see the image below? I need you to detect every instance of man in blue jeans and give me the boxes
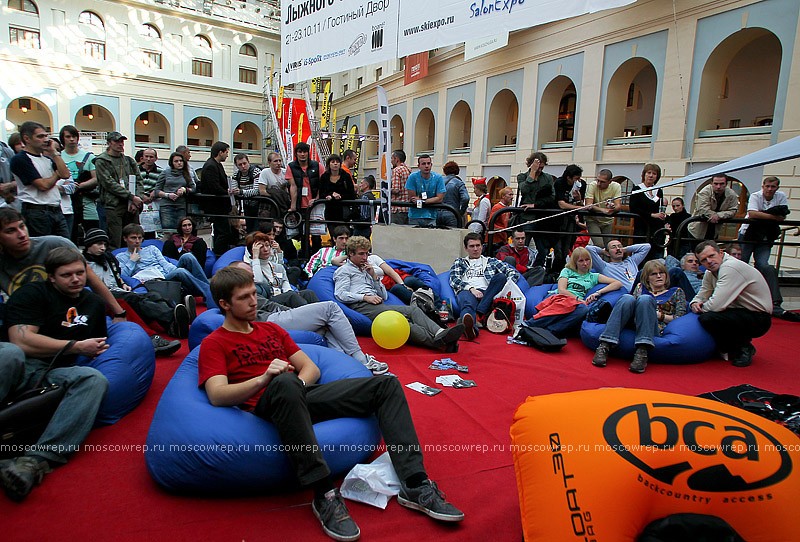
[1,247,109,501]
[116,223,217,309]
[449,232,518,339]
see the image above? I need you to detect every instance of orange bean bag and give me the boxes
[511,388,800,541]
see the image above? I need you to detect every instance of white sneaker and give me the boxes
[364,354,389,375]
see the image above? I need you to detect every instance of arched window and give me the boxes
[448,101,472,154]
[79,11,105,60]
[414,108,435,156]
[9,0,38,13]
[696,29,781,136]
[193,35,213,77]
[78,11,104,28]
[194,35,212,52]
[240,43,257,57]
[487,89,518,151]
[139,23,161,39]
[602,58,657,144]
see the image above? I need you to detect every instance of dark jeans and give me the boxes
[105,201,138,251]
[0,343,108,465]
[115,290,175,329]
[22,204,69,238]
[389,276,439,305]
[533,232,558,268]
[455,274,507,319]
[253,373,425,486]
[698,308,772,355]
[272,289,318,308]
[211,216,236,256]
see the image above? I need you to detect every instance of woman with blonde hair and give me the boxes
[522,247,622,336]
[592,259,687,373]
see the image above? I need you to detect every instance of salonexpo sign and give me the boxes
[281,0,635,85]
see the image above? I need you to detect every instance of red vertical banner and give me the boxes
[272,97,312,156]
[404,53,429,85]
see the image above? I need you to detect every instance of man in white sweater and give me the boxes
[691,241,772,367]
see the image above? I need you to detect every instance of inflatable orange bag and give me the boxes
[510,388,800,541]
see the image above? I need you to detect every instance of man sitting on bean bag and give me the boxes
[1,247,109,502]
[334,236,463,352]
[199,267,464,541]
[229,261,388,375]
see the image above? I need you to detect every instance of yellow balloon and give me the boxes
[371,310,410,350]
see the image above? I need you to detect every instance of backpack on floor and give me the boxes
[514,325,567,352]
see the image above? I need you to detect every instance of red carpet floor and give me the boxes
[5,317,800,542]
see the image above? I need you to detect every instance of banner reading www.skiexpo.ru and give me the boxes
[281,0,635,85]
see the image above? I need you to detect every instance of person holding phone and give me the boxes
[9,121,71,238]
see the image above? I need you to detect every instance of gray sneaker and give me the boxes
[629,346,648,373]
[151,335,181,357]
[363,354,389,375]
[592,342,611,367]
[1,456,50,502]
[398,479,464,522]
[312,488,361,541]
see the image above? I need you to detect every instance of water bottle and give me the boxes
[438,300,449,321]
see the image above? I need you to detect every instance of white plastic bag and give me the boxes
[340,452,400,509]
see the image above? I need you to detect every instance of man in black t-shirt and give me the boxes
[553,164,586,273]
[0,247,109,502]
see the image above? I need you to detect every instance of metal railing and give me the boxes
[671,215,800,275]
[485,206,656,255]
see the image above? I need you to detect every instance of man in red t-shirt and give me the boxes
[199,267,464,541]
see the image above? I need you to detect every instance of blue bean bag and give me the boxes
[580,310,715,364]
[144,344,381,492]
[188,308,328,351]
[524,283,626,318]
[203,250,216,278]
[77,321,155,425]
[307,265,405,336]
[437,269,531,318]
[383,259,442,299]
[211,246,247,275]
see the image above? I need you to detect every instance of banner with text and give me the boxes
[281,0,634,84]
[282,0,400,85]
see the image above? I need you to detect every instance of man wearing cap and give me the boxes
[9,121,71,238]
[94,132,144,250]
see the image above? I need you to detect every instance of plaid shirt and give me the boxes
[391,163,411,214]
[449,255,517,294]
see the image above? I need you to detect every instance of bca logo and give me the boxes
[602,402,792,492]
[372,28,383,50]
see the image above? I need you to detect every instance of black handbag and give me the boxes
[0,341,75,458]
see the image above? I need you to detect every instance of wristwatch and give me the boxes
[298,377,306,387]
[114,310,127,318]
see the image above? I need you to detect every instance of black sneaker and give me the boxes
[398,479,464,522]
[184,295,197,322]
[171,304,190,339]
[151,335,181,357]
[1,456,50,502]
[434,324,465,350]
[312,489,361,541]
[732,344,756,367]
